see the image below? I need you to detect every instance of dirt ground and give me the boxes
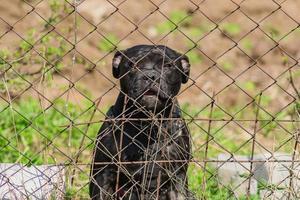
[0,0,299,104]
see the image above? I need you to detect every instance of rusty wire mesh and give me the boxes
[0,0,300,199]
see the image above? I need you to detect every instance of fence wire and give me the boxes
[0,0,299,199]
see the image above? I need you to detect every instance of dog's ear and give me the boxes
[180,55,190,84]
[112,51,123,78]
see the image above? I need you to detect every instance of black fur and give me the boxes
[89,45,193,200]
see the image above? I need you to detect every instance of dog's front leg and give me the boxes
[167,190,186,200]
[90,168,116,200]
[166,179,188,200]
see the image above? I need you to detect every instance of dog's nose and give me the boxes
[143,73,156,81]
[150,75,155,81]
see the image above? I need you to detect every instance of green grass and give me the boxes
[188,164,234,199]
[98,33,119,52]
[156,10,191,34]
[0,27,71,94]
[188,164,261,199]
[220,60,234,72]
[221,23,241,37]
[241,38,254,54]
[186,50,203,64]
[266,25,281,40]
[0,98,102,199]
[0,97,298,199]
[242,81,256,92]
[0,98,101,164]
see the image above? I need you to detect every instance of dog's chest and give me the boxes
[120,120,184,158]
[116,119,188,190]
[125,121,162,144]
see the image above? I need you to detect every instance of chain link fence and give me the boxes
[0,0,299,199]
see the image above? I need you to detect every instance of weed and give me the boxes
[186,50,203,64]
[0,0,74,96]
[189,27,206,38]
[47,0,72,26]
[259,95,271,107]
[267,25,280,40]
[188,164,233,199]
[0,97,296,198]
[156,10,191,34]
[242,81,256,92]
[18,28,36,55]
[98,33,119,52]
[0,49,10,66]
[241,38,254,54]
[169,10,191,25]
[0,97,101,198]
[221,23,241,37]
[220,60,234,72]
[281,55,289,65]
[0,98,99,164]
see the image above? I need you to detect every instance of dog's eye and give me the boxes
[127,62,136,69]
[164,64,173,68]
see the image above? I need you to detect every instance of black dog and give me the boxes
[90,45,193,200]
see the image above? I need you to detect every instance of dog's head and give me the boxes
[112,45,190,112]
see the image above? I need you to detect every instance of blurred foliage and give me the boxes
[242,81,256,92]
[156,10,191,34]
[241,38,254,54]
[186,50,203,64]
[221,23,241,37]
[220,60,234,72]
[266,25,281,40]
[0,98,99,164]
[98,33,119,52]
